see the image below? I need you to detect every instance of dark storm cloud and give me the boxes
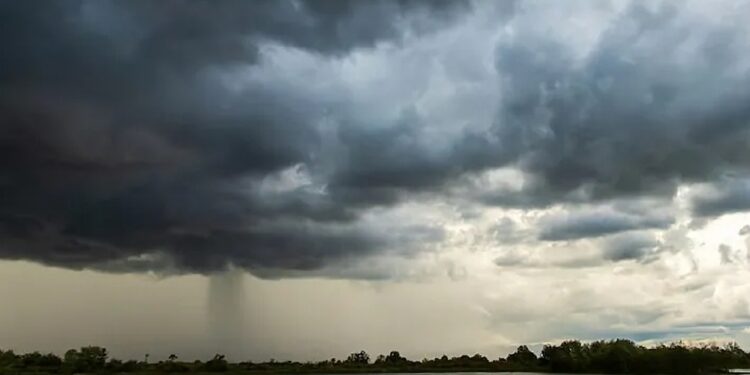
[0,0,464,275]
[326,116,499,206]
[0,214,440,274]
[3,0,750,277]
[538,209,673,242]
[690,178,750,217]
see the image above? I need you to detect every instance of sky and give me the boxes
[2,0,750,362]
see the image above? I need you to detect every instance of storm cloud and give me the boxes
[2,0,750,277]
[0,0,465,275]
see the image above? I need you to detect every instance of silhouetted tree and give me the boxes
[203,354,229,372]
[386,350,407,364]
[507,345,538,367]
[63,346,107,373]
[12,351,62,372]
[2,339,750,374]
[346,350,370,365]
[541,340,590,372]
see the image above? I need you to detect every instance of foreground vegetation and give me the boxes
[2,339,750,374]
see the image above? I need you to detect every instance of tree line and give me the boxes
[2,339,749,374]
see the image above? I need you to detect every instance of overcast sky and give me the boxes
[2,0,750,362]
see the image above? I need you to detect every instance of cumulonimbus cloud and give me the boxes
[0,0,466,275]
[2,0,750,277]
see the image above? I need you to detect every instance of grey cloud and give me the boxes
[493,252,529,268]
[491,217,529,245]
[690,178,750,217]
[478,181,587,209]
[538,208,673,242]
[494,231,661,269]
[353,1,750,212]
[742,226,750,264]
[484,2,750,206]
[493,252,612,270]
[718,244,737,265]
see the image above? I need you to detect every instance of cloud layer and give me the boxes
[1,0,750,277]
